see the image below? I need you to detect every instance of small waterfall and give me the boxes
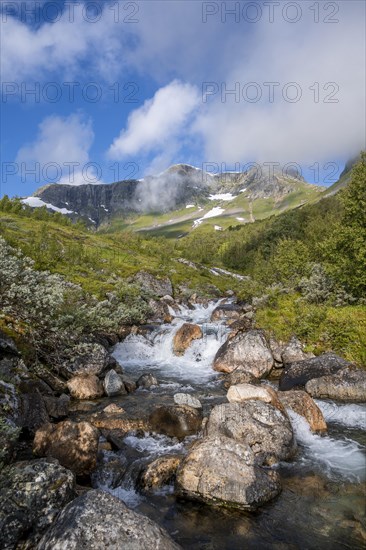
[112,300,229,386]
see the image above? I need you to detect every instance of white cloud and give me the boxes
[16,113,99,185]
[0,2,125,82]
[108,80,200,161]
[193,2,366,165]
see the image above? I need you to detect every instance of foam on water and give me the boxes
[288,410,366,482]
[113,301,228,384]
[123,433,186,457]
[315,400,366,430]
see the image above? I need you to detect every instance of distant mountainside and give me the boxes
[24,163,325,232]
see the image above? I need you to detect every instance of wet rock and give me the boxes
[281,336,313,364]
[139,455,181,490]
[174,393,202,409]
[213,330,274,379]
[176,434,281,511]
[149,405,202,439]
[173,323,203,356]
[278,390,327,432]
[133,271,173,298]
[33,420,99,476]
[148,299,172,323]
[67,374,104,400]
[91,455,128,489]
[279,353,351,391]
[90,414,148,433]
[0,458,75,550]
[226,383,285,413]
[37,490,181,550]
[103,403,125,414]
[61,343,109,379]
[122,375,137,393]
[103,369,126,397]
[305,367,366,402]
[210,304,242,322]
[136,373,159,388]
[43,393,70,419]
[206,401,296,465]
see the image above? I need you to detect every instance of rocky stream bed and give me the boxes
[1,297,365,549]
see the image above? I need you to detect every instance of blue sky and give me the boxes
[1,0,365,197]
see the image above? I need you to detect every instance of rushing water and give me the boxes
[92,301,366,549]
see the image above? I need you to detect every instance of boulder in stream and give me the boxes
[206,401,296,465]
[61,343,109,379]
[213,330,274,379]
[0,458,75,550]
[176,434,281,511]
[67,374,104,400]
[173,323,203,356]
[279,352,351,391]
[139,455,182,490]
[33,420,99,476]
[149,404,202,439]
[37,489,181,550]
[136,373,159,388]
[103,369,126,397]
[278,390,327,433]
[226,383,285,413]
[305,367,366,402]
[174,393,202,409]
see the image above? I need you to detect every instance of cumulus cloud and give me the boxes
[193,2,366,166]
[4,0,366,181]
[108,80,200,162]
[16,113,99,185]
[0,2,126,82]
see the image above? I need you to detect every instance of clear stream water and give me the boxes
[84,301,366,549]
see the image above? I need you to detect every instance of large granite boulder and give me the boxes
[206,401,296,465]
[103,369,126,397]
[305,368,366,402]
[173,323,203,355]
[133,271,173,298]
[278,390,327,433]
[174,393,202,409]
[279,353,351,391]
[61,343,109,379]
[226,383,285,413]
[176,434,281,510]
[281,337,313,364]
[210,303,242,322]
[33,420,99,476]
[0,458,75,550]
[139,455,182,490]
[37,490,181,549]
[149,405,202,439]
[136,373,158,389]
[213,330,274,379]
[67,374,104,400]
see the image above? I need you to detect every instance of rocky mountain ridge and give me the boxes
[24,164,324,228]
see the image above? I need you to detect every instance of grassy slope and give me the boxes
[0,211,239,298]
[99,181,324,238]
